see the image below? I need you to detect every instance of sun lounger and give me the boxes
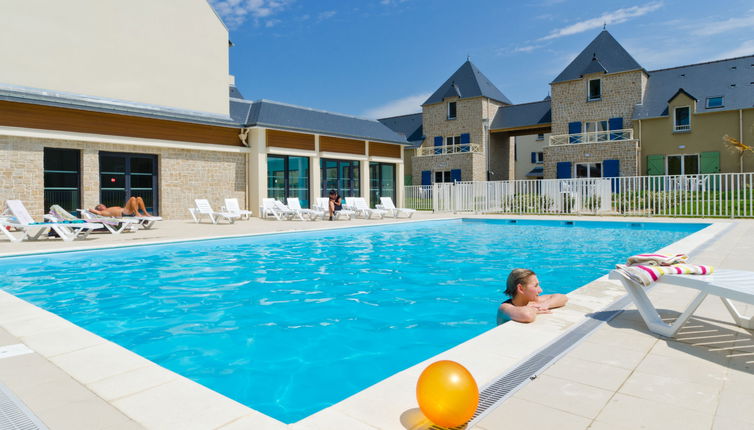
[351,197,386,219]
[315,197,354,220]
[609,269,754,337]
[222,198,252,220]
[189,199,238,224]
[69,207,139,234]
[2,200,103,242]
[259,198,296,220]
[123,214,162,229]
[378,197,415,218]
[286,198,318,221]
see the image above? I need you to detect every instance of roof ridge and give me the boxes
[378,112,422,120]
[648,53,754,73]
[254,99,380,123]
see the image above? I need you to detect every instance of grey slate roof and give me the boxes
[490,99,551,131]
[378,113,424,149]
[231,99,410,145]
[229,85,244,99]
[423,60,512,106]
[552,30,643,83]
[633,55,754,119]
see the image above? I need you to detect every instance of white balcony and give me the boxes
[549,128,634,146]
[416,143,482,157]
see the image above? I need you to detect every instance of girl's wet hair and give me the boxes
[505,268,535,297]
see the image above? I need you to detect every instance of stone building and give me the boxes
[384,30,754,184]
[0,0,408,218]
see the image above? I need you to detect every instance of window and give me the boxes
[588,78,601,101]
[531,152,544,164]
[706,96,724,109]
[583,120,609,141]
[44,148,81,214]
[321,159,360,197]
[674,106,691,131]
[100,152,158,215]
[447,102,457,120]
[575,162,602,178]
[268,155,310,208]
[445,135,460,152]
[435,171,452,183]
[369,162,395,208]
[666,154,699,175]
[536,133,544,141]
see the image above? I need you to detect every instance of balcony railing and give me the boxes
[417,143,482,157]
[549,128,634,146]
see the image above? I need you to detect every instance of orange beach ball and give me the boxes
[416,360,479,428]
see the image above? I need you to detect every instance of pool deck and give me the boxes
[0,213,751,430]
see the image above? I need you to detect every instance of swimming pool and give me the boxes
[0,219,707,423]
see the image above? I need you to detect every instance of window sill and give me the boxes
[587,97,602,102]
[672,129,692,134]
[446,117,457,121]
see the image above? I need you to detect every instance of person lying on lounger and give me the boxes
[497,268,568,324]
[90,196,151,217]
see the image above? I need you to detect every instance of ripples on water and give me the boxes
[0,220,705,422]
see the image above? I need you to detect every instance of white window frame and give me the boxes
[705,96,724,109]
[575,162,602,178]
[535,152,544,164]
[536,133,544,141]
[665,153,699,175]
[587,78,602,101]
[583,120,609,141]
[434,170,453,183]
[447,102,457,120]
[673,106,691,132]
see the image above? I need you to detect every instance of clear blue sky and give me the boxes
[209,0,754,119]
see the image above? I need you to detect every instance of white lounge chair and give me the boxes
[53,206,139,234]
[286,198,318,221]
[259,198,295,220]
[223,198,252,220]
[351,197,386,219]
[122,214,162,229]
[2,200,103,242]
[315,197,354,220]
[609,269,754,337]
[378,197,415,218]
[189,199,238,224]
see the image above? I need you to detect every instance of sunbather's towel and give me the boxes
[616,263,714,287]
[626,253,688,266]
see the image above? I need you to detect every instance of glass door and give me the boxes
[321,159,360,197]
[267,155,310,207]
[369,162,396,208]
[99,152,158,214]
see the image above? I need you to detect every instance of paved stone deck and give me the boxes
[0,213,750,429]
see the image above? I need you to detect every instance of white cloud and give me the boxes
[714,39,754,60]
[318,10,337,21]
[380,0,410,5]
[692,12,754,37]
[540,2,663,41]
[209,0,290,29]
[362,93,430,119]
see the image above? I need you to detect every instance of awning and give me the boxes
[526,166,544,177]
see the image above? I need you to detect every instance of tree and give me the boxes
[723,134,753,173]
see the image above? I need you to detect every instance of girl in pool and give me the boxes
[497,268,568,324]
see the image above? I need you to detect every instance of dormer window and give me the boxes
[588,78,601,101]
[447,102,457,120]
[706,96,724,108]
[674,106,691,132]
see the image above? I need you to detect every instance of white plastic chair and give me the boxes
[76,208,140,234]
[260,198,295,220]
[609,269,754,337]
[287,198,318,221]
[351,197,386,219]
[223,198,252,220]
[189,199,238,224]
[2,200,103,242]
[378,197,415,218]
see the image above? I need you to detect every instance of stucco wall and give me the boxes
[550,70,646,135]
[515,133,549,179]
[0,0,230,116]
[639,100,754,174]
[0,135,245,219]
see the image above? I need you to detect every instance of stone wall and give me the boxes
[550,70,646,135]
[411,152,486,183]
[0,135,246,219]
[543,141,639,179]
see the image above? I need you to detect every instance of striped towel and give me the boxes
[616,262,714,287]
[626,253,688,266]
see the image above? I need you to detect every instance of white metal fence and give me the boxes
[404,172,754,218]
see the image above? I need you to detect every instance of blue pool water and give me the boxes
[0,219,707,422]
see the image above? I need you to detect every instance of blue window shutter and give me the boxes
[531,152,537,163]
[450,169,462,182]
[421,170,431,185]
[608,117,623,140]
[434,136,443,154]
[460,133,471,152]
[568,122,581,143]
[603,159,620,192]
[556,162,572,179]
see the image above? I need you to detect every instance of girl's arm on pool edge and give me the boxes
[497,302,543,324]
[536,293,568,310]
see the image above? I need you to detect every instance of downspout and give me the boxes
[239,127,251,212]
[740,109,744,173]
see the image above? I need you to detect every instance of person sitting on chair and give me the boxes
[328,190,342,221]
[90,196,151,218]
[497,268,568,324]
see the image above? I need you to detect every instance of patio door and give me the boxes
[99,152,158,214]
